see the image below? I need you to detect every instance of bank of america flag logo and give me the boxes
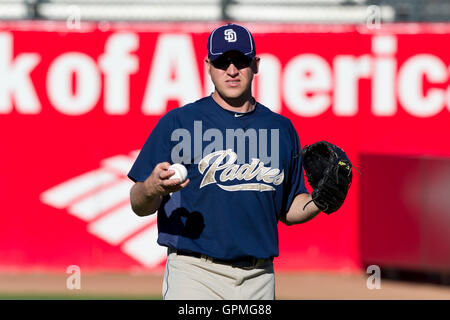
[40,151,166,268]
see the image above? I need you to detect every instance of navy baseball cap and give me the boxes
[207,23,256,61]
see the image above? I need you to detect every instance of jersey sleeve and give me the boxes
[127,113,176,183]
[282,122,309,215]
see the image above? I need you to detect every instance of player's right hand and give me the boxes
[143,162,190,197]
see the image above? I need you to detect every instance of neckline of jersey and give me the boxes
[208,94,260,119]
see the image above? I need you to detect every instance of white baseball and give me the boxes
[168,163,188,183]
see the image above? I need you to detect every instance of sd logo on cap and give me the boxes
[207,23,256,61]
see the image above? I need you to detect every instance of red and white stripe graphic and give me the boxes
[40,151,167,268]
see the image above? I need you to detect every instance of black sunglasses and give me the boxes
[211,55,253,70]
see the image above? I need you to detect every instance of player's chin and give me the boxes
[219,87,246,100]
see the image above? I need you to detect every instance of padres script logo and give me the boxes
[198,149,284,192]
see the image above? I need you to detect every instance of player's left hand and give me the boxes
[300,141,357,214]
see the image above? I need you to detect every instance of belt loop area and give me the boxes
[169,248,181,258]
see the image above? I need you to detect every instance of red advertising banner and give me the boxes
[1,22,449,272]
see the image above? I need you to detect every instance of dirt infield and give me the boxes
[1,271,449,299]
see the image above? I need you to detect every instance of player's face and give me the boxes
[207,51,259,102]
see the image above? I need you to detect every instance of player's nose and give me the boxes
[226,63,239,76]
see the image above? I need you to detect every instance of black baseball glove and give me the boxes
[301,141,356,214]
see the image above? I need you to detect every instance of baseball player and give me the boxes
[128,23,348,300]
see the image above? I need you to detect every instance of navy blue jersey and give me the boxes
[128,95,308,260]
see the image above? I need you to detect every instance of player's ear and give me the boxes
[205,58,212,76]
[251,57,260,74]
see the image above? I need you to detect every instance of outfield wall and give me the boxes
[1,22,449,272]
